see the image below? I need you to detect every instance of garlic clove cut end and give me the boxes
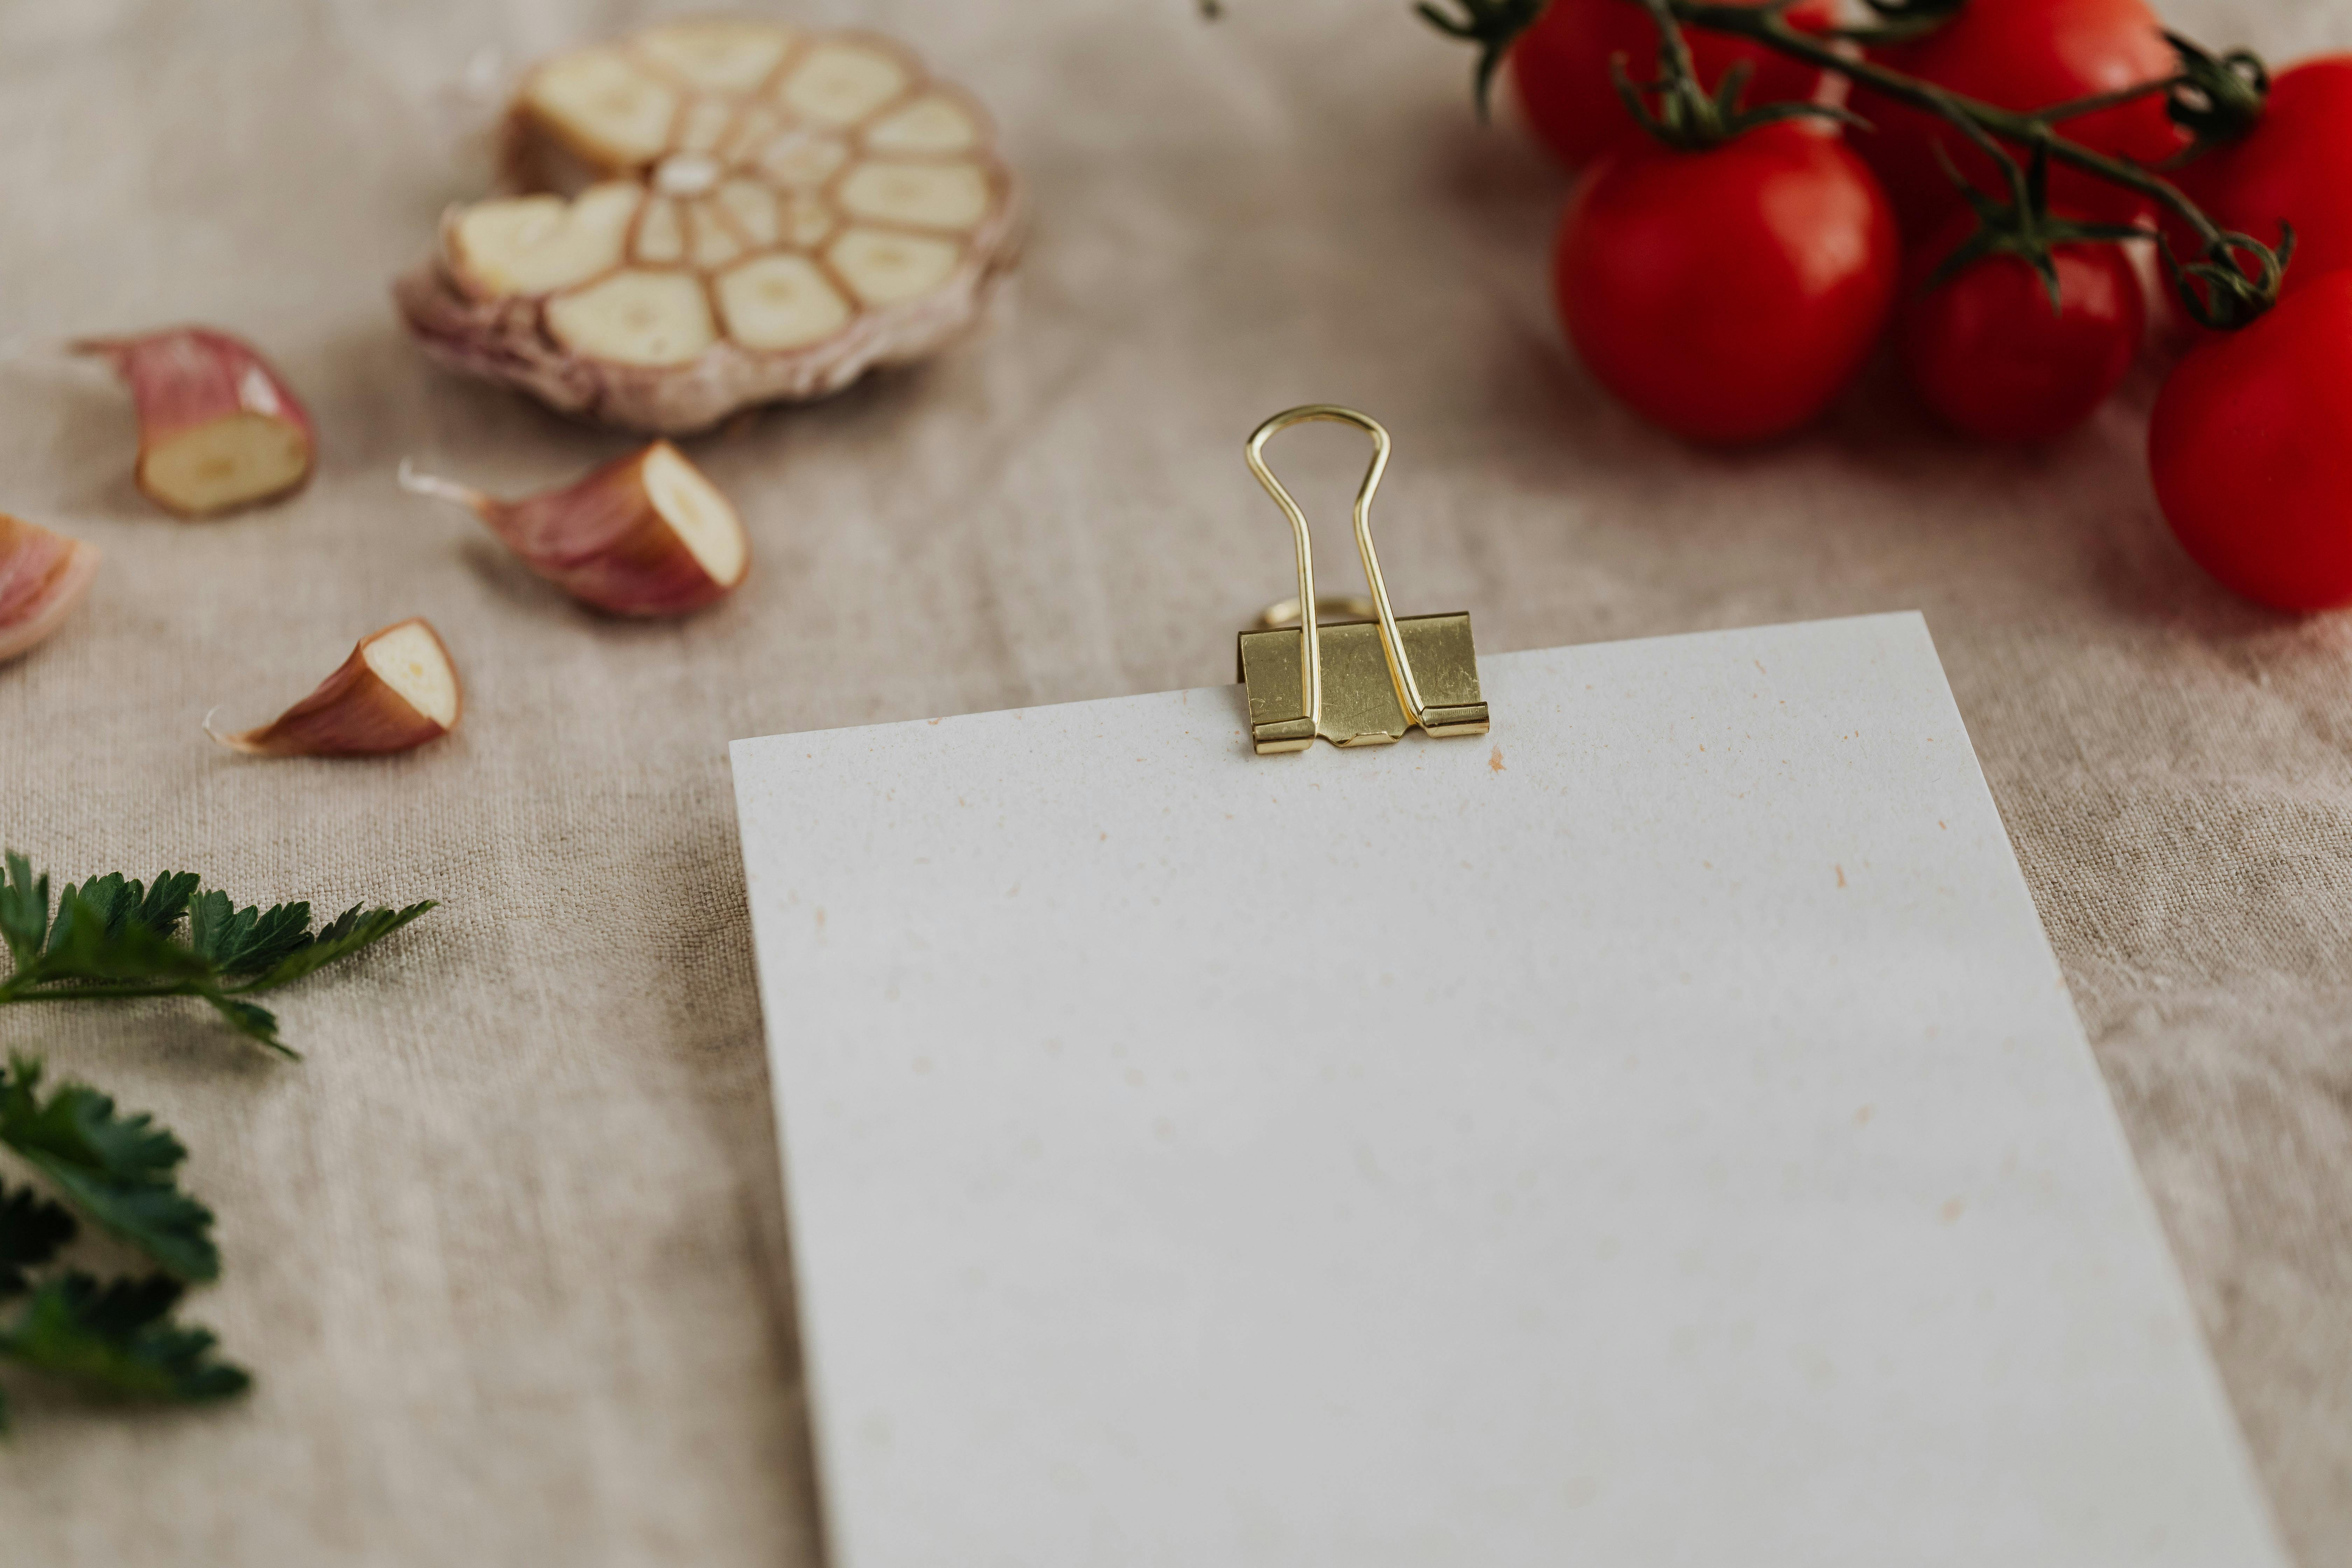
[360,619,463,729]
[640,441,749,589]
[139,410,314,518]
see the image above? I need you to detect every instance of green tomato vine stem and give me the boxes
[2028,74,2186,125]
[1667,0,2224,250]
[1414,0,2292,322]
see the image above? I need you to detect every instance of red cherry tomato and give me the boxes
[1895,216,2144,442]
[1853,0,2184,237]
[1555,125,1899,444]
[2149,269,2352,610]
[1508,0,1837,168]
[2176,55,2352,295]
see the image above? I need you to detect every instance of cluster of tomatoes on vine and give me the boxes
[1424,0,2352,613]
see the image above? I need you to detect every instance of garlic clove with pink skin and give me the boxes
[75,328,316,518]
[209,618,461,757]
[0,513,101,663]
[398,440,749,617]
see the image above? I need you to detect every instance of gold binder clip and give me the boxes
[1236,405,1490,754]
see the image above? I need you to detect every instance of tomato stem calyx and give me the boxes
[1928,139,2150,313]
[2163,225,2296,330]
[1417,0,1553,120]
[1613,0,1864,148]
[2160,32,2270,155]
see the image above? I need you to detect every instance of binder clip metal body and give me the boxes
[1235,406,1490,754]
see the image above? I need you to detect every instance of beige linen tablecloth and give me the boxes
[1,0,2346,1562]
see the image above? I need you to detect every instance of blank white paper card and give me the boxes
[730,612,2285,1568]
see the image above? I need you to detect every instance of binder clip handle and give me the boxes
[1236,406,1489,754]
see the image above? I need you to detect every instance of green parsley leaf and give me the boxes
[0,855,436,1055]
[0,1182,76,1298]
[0,1060,247,1431]
[201,997,285,1053]
[0,1272,248,1425]
[34,887,215,988]
[190,891,313,976]
[51,872,200,947]
[0,1058,218,1282]
[247,902,436,991]
[0,855,52,969]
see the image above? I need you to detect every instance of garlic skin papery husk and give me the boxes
[399,441,749,616]
[0,514,101,663]
[210,619,461,757]
[75,328,316,517]
[393,18,1022,433]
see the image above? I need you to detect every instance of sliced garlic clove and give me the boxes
[863,94,981,155]
[211,618,460,757]
[0,513,100,663]
[75,328,316,518]
[545,270,717,366]
[716,254,852,350]
[519,46,678,170]
[635,18,797,94]
[448,182,641,298]
[719,105,782,166]
[632,196,687,264]
[672,97,736,156]
[754,130,851,189]
[777,41,909,126]
[835,161,992,231]
[713,178,782,246]
[781,194,838,250]
[687,203,746,269]
[827,228,963,307]
[399,441,748,617]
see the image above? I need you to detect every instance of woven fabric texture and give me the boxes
[0,0,2346,1562]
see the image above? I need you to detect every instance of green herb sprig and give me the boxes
[1,853,434,1058]
[0,1057,245,1429]
[0,853,436,1428]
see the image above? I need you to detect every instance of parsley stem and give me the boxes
[0,983,208,1004]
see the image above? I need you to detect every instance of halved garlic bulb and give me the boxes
[210,619,461,757]
[398,441,749,617]
[75,328,315,517]
[0,514,100,663]
[395,18,1021,432]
